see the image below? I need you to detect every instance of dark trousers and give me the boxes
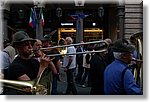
[90,86,104,95]
[51,75,58,95]
[75,64,84,83]
[65,68,77,95]
[90,84,104,95]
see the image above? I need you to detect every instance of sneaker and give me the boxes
[81,84,86,88]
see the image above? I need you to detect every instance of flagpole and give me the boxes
[35,6,44,39]
[76,11,83,43]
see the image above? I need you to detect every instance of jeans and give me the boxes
[80,68,90,85]
[75,64,84,83]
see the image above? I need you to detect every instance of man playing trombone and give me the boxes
[3,31,52,95]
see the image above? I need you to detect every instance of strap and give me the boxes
[121,67,128,94]
[3,50,9,55]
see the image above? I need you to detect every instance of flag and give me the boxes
[69,15,79,20]
[40,9,44,27]
[69,13,90,20]
[79,14,89,19]
[29,8,36,29]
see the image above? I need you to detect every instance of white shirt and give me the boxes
[83,52,91,68]
[62,46,76,69]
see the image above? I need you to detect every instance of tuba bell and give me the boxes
[0,79,47,95]
[130,31,143,90]
[0,74,48,95]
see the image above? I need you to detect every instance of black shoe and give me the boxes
[87,84,91,87]
[75,80,80,84]
[64,91,72,95]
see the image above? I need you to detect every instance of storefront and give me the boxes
[58,28,103,43]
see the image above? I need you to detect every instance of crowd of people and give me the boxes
[0,30,143,95]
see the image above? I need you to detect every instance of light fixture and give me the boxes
[18,9,24,19]
[92,23,96,26]
[98,7,104,18]
[74,0,85,6]
[56,7,62,17]
[61,23,73,26]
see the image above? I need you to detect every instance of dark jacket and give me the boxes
[90,53,107,94]
[76,46,84,65]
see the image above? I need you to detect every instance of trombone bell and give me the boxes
[58,38,67,55]
[59,47,67,55]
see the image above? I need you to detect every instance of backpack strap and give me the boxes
[3,50,9,55]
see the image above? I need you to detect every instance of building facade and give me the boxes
[1,0,143,44]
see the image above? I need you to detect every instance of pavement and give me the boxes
[57,67,91,95]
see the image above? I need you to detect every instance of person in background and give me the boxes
[0,50,10,81]
[1,45,16,80]
[75,41,84,84]
[1,39,16,70]
[0,39,16,94]
[41,35,60,95]
[3,45,16,63]
[32,38,56,95]
[49,47,61,95]
[80,44,93,88]
[62,37,77,95]
[41,36,58,75]
[104,39,142,95]
[3,39,11,49]
[104,38,115,65]
[32,39,43,60]
[41,34,52,48]
[89,42,108,95]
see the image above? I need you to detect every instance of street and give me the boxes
[57,67,91,95]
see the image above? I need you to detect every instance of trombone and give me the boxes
[39,40,108,56]
[40,40,105,50]
[46,49,108,57]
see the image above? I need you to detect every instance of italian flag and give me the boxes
[29,8,36,29]
[41,10,44,27]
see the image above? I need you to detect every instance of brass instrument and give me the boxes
[40,39,108,56]
[132,58,143,62]
[46,49,108,57]
[0,78,47,95]
[58,38,67,55]
[1,40,108,95]
[40,40,105,50]
[130,31,143,89]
